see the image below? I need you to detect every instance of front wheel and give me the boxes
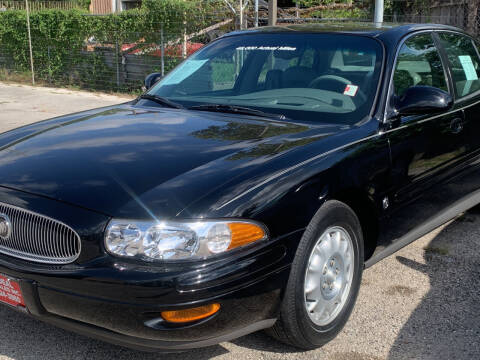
[267,200,364,349]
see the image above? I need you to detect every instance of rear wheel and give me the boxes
[267,200,364,349]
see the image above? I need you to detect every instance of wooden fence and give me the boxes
[430,0,479,36]
[387,0,479,36]
[89,0,111,14]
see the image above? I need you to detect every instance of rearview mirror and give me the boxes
[144,72,163,91]
[394,86,453,117]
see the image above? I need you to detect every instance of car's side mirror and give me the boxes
[394,85,453,117]
[144,72,163,91]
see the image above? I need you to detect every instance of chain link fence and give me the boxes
[0,0,479,94]
[274,0,479,37]
[274,0,370,23]
[386,0,479,35]
[0,1,234,92]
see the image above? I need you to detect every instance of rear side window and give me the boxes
[393,33,448,97]
[438,32,480,97]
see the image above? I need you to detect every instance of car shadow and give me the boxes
[388,210,480,360]
[0,304,302,359]
[230,331,303,354]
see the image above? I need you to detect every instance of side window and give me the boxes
[393,33,448,97]
[438,32,480,97]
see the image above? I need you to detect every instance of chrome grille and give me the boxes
[0,202,81,264]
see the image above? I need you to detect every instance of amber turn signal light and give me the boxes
[227,222,266,250]
[161,303,221,323]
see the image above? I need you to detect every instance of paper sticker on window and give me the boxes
[459,55,478,81]
[162,59,208,85]
[343,84,358,96]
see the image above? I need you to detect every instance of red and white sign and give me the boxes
[0,274,25,307]
[343,84,359,97]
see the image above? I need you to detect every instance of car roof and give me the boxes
[222,22,466,40]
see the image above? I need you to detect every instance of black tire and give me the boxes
[266,200,364,350]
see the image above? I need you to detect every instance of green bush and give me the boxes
[0,0,227,91]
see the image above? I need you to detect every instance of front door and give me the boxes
[378,31,467,246]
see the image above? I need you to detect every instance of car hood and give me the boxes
[0,104,344,218]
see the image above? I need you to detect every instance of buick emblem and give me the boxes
[0,213,11,239]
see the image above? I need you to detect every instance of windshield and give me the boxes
[147,33,383,124]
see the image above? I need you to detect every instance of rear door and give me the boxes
[378,31,468,246]
[436,31,480,173]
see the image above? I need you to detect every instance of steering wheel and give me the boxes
[309,75,367,103]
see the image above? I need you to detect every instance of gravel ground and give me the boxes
[0,82,479,360]
[0,83,131,132]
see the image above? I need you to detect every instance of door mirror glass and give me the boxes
[144,72,163,91]
[395,85,453,116]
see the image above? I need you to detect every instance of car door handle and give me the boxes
[450,117,464,134]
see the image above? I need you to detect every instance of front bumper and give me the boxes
[0,237,295,352]
[0,187,301,351]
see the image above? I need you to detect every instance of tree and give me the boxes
[223,0,250,29]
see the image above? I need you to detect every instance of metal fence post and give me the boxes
[25,0,35,85]
[47,46,51,84]
[182,1,187,59]
[239,0,243,30]
[160,24,165,77]
[182,27,187,59]
[115,38,120,90]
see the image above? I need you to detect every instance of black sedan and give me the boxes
[0,22,479,351]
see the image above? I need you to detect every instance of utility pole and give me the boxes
[268,0,277,26]
[254,0,258,27]
[374,0,384,27]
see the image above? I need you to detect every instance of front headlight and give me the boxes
[104,219,267,261]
